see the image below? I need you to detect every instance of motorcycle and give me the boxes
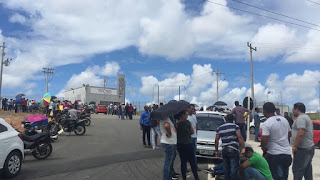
[20,131,53,160]
[80,110,91,126]
[49,115,86,136]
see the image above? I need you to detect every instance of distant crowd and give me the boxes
[1,98,37,113]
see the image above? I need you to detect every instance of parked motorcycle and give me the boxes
[20,131,53,160]
[49,116,86,136]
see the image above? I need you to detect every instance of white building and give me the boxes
[64,74,125,105]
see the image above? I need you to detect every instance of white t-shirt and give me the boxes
[159,118,177,145]
[187,114,197,138]
[49,102,53,109]
[262,116,291,155]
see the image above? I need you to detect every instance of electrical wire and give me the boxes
[307,0,320,6]
[229,0,320,27]
[206,0,320,32]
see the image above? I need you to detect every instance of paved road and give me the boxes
[7,114,219,180]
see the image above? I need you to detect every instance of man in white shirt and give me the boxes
[159,117,178,180]
[187,104,200,171]
[261,102,292,180]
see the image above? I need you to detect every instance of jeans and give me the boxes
[141,124,151,145]
[236,123,246,141]
[191,137,198,166]
[129,111,133,119]
[214,162,224,175]
[292,146,315,180]
[222,147,240,180]
[243,166,266,180]
[177,143,199,180]
[161,143,177,180]
[266,153,292,180]
[152,126,161,148]
[255,123,260,141]
[121,112,124,119]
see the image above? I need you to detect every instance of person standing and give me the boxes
[139,105,151,148]
[291,102,314,180]
[8,99,13,112]
[149,104,161,149]
[129,103,133,119]
[261,102,292,180]
[121,104,125,119]
[175,109,199,180]
[276,108,284,117]
[215,114,245,180]
[251,108,261,142]
[159,116,178,180]
[284,112,294,128]
[230,101,251,141]
[21,98,27,112]
[187,104,200,171]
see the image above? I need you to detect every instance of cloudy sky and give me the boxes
[0,0,320,112]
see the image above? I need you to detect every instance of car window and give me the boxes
[313,123,320,130]
[99,105,106,108]
[197,116,225,131]
[0,123,8,133]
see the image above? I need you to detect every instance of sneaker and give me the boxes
[186,169,190,173]
[171,174,178,180]
[205,167,214,173]
[172,171,180,177]
[197,167,201,171]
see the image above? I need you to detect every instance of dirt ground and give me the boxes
[0,110,44,132]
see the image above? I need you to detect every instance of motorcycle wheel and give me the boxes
[85,118,91,126]
[49,122,59,136]
[32,143,52,160]
[74,125,86,135]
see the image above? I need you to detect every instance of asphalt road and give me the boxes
[6,114,220,180]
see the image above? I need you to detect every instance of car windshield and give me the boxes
[197,116,225,131]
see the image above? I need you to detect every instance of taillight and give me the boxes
[18,134,23,140]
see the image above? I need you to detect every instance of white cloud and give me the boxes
[9,13,27,24]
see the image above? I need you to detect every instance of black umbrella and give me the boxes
[89,101,96,105]
[15,94,26,98]
[214,101,227,106]
[150,100,190,120]
[51,96,57,100]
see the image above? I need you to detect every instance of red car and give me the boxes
[312,121,320,148]
[96,104,107,114]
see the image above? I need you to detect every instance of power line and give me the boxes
[206,0,320,32]
[307,0,320,6]
[229,0,320,28]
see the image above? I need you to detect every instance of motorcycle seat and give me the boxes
[21,131,50,142]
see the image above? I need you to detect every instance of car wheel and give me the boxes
[250,127,255,134]
[2,151,22,178]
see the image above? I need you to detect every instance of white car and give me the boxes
[0,118,24,178]
[249,116,267,134]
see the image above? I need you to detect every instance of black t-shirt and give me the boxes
[177,120,192,144]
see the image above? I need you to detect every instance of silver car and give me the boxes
[195,111,226,159]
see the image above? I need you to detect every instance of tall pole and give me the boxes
[318,81,320,115]
[247,95,250,141]
[0,42,5,101]
[280,91,283,114]
[248,42,257,131]
[42,67,54,93]
[216,69,219,102]
[158,85,159,104]
[179,86,180,100]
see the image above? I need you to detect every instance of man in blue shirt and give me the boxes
[140,105,151,148]
[215,114,245,180]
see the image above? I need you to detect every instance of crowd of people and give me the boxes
[1,97,38,113]
[140,100,314,180]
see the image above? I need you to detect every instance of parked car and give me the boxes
[312,121,320,148]
[195,111,225,159]
[249,116,267,134]
[0,118,24,178]
[96,104,108,114]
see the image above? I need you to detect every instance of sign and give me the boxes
[243,97,253,110]
[90,88,117,96]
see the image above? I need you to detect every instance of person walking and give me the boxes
[175,109,199,180]
[261,102,292,180]
[230,101,251,141]
[291,102,314,180]
[215,114,245,180]
[187,104,200,171]
[139,105,151,148]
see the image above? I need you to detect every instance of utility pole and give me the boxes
[318,81,320,115]
[0,42,12,102]
[104,76,108,104]
[158,85,159,105]
[280,91,283,114]
[42,67,54,93]
[179,86,180,100]
[247,42,257,125]
[215,68,223,102]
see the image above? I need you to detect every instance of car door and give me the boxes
[312,122,320,146]
[0,123,9,168]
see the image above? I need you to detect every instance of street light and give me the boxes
[0,42,12,102]
[267,91,271,102]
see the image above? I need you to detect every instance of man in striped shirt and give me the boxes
[215,114,245,180]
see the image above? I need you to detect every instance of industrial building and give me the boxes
[64,74,125,105]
